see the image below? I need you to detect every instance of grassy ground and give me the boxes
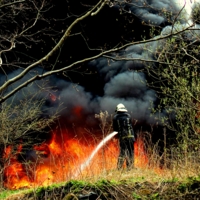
[2,165,200,200]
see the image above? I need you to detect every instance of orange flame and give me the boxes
[134,137,148,167]
[3,129,149,189]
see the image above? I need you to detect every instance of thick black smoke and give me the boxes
[116,0,191,25]
[1,0,199,129]
[86,0,198,125]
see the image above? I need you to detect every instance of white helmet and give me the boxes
[115,103,128,112]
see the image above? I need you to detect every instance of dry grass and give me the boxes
[3,148,200,200]
[76,157,200,184]
[4,164,200,200]
[2,111,200,199]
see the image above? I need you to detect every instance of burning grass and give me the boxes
[2,128,148,190]
[1,111,200,199]
[2,128,200,199]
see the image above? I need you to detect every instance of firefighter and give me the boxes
[113,103,135,170]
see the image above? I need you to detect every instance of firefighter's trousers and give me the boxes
[117,137,134,170]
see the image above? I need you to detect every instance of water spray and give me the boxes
[73,131,118,178]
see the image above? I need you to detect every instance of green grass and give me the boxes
[2,171,200,200]
[0,188,29,199]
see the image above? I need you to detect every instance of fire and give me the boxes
[48,134,62,155]
[3,129,149,189]
[3,146,12,158]
[4,162,30,189]
[4,148,30,189]
[73,106,83,118]
[134,137,148,167]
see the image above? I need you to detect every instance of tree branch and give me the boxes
[0,4,198,103]
[0,0,106,94]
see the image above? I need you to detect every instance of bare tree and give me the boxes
[141,4,200,166]
[0,0,196,103]
[0,89,59,188]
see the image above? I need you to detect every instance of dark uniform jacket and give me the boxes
[113,111,135,141]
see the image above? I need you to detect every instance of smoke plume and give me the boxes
[1,0,199,128]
